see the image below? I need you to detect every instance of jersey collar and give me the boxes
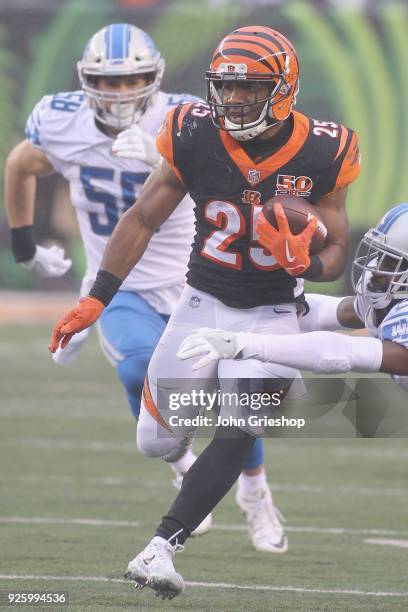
[219,111,310,186]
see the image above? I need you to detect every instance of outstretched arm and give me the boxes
[177,328,408,377]
[299,294,364,332]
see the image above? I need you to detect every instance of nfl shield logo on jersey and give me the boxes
[248,169,261,186]
[189,295,201,309]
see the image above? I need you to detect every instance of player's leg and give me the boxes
[125,303,301,597]
[219,356,291,553]
[216,301,302,552]
[97,290,168,420]
[98,289,208,530]
[126,423,255,597]
[135,287,219,535]
[135,286,219,456]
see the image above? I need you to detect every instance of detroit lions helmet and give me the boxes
[352,203,408,309]
[77,23,165,129]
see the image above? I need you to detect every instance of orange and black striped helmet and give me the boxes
[206,26,299,140]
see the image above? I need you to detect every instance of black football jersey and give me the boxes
[157,103,360,308]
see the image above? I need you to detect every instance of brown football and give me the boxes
[262,195,327,255]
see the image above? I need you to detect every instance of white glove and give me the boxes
[111,125,161,168]
[21,245,72,277]
[177,327,249,370]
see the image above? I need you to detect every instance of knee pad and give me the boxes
[136,425,180,458]
[137,402,180,458]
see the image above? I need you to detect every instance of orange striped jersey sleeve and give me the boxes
[332,130,361,191]
[156,104,195,185]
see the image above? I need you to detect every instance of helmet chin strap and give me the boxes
[225,117,271,141]
[224,101,279,141]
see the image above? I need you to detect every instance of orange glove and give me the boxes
[256,203,318,276]
[49,296,105,353]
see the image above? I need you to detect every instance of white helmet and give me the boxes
[352,203,408,309]
[77,23,165,130]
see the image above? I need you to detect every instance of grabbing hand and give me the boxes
[49,296,105,353]
[256,203,317,276]
[21,245,72,277]
[177,327,248,370]
[111,125,161,168]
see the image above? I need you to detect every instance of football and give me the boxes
[262,195,327,255]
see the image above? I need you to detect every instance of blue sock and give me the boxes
[243,437,264,471]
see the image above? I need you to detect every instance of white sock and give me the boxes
[238,469,268,495]
[169,448,197,474]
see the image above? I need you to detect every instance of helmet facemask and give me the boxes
[77,23,165,131]
[79,69,163,130]
[206,71,291,141]
[352,229,408,309]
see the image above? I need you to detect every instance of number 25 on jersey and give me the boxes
[201,201,279,271]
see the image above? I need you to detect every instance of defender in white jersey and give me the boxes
[6,23,196,419]
[6,23,277,545]
[178,203,408,387]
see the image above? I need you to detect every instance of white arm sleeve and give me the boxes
[239,331,384,374]
[299,294,344,332]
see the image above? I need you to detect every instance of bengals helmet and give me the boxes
[77,23,165,130]
[206,26,299,141]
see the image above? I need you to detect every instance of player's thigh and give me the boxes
[218,357,303,435]
[146,289,219,432]
[97,290,167,366]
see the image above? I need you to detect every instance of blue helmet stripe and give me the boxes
[105,24,131,62]
[377,203,408,234]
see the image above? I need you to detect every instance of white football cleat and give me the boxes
[52,327,91,365]
[125,535,185,600]
[172,471,212,536]
[236,484,288,553]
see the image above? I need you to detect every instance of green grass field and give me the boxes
[1,324,408,611]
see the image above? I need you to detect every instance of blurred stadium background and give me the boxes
[1,1,408,610]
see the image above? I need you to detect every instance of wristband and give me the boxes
[88,270,122,307]
[11,225,36,262]
[302,255,323,280]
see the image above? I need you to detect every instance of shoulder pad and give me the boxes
[308,116,361,191]
[25,91,85,147]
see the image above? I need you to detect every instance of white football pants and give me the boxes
[137,284,304,457]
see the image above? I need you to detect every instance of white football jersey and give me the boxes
[354,278,408,390]
[25,90,199,313]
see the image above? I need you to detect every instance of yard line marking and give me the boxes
[0,574,407,598]
[1,516,408,537]
[365,538,408,549]
[1,474,406,497]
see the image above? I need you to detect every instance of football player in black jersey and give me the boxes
[50,26,361,598]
